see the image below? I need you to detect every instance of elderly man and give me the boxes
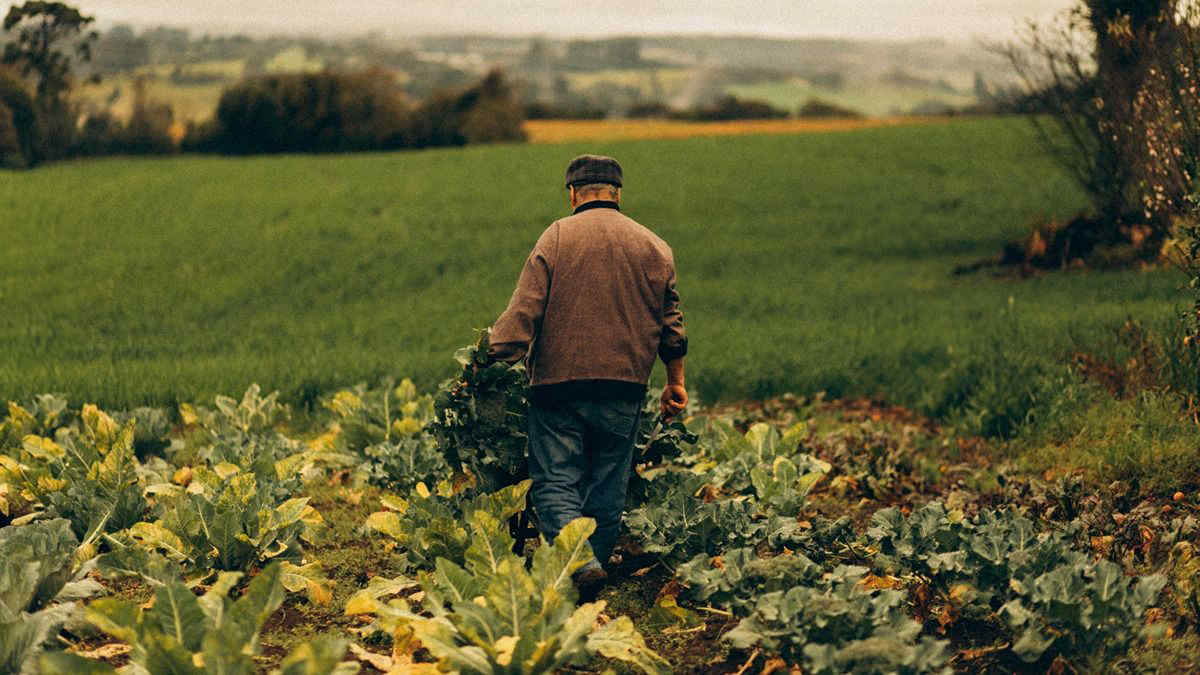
[489,154,688,587]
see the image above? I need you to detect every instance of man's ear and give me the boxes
[568,185,577,208]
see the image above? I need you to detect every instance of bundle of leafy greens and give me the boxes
[432,329,529,493]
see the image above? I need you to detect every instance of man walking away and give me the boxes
[489,154,688,590]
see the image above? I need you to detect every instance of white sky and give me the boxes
[75,1,1076,40]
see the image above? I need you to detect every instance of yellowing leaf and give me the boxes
[308,425,342,452]
[365,511,406,539]
[391,417,423,436]
[379,494,408,513]
[494,635,517,666]
[36,476,67,492]
[129,521,189,561]
[81,404,119,441]
[172,466,193,486]
[344,591,379,615]
[330,391,364,417]
[860,574,907,590]
[22,435,65,460]
[179,403,200,426]
[213,462,241,479]
[395,379,417,403]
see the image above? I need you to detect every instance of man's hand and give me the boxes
[661,384,688,420]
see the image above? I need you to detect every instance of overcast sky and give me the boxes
[76,1,1076,41]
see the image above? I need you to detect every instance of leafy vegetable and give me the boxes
[126,464,322,575]
[365,480,529,570]
[43,563,288,675]
[348,514,667,674]
[432,329,529,492]
[0,519,103,675]
[724,565,951,675]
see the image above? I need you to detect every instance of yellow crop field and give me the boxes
[523,116,946,143]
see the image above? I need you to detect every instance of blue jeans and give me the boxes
[527,397,641,568]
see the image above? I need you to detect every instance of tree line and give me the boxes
[0,3,525,169]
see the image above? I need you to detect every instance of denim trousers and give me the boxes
[526,396,641,568]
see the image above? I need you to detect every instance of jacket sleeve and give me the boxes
[658,256,688,362]
[489,225,555,363]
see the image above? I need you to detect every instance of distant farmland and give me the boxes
[522,116,947,143]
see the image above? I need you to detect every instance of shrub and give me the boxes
[524,101,606,119]
[797,98,863,119]
[674,95,788,121]
[0,101,21,168]
[406,69,526,148]
[212,69,409,154]
[0,70,36,167]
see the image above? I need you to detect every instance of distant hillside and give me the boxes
[71,28,1013,122]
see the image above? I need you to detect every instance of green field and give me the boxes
[0,117,1181,410]
[727,77,977,116]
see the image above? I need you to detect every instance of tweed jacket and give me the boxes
[489,201,688,395]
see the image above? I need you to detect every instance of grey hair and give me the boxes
[572,183,621,199]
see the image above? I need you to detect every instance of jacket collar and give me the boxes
[573,200,620,215]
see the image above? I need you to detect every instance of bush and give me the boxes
[626,101,672,118]
[0,102,20,167]
[212,69,409,154]
[524,101,606,119]
[797,98,863,119]
[0,70,36,167]
[674,95,788,121]
[406,69,526,148]
[208,68,524,154]
[74,80,177,157]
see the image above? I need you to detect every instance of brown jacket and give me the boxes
[489,201,687,393]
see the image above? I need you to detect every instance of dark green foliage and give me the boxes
[1,2,96,101]
[212,69,409,154]
[0,71,37,167]
[797,97,863,118]
[673,95,788,121]
[209,68,524,155]
[406,69,526,148]
[1,2,98,164]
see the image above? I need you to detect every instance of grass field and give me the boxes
[727,77,977,117]
[0,117,1183,411]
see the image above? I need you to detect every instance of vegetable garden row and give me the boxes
[2,333,1198,673]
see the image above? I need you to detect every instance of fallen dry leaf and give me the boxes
[760,657,788,675]
[859,574,906,590]
[349,642,392,671]
[73,643,132,660]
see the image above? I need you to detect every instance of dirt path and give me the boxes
[523,116,946,143]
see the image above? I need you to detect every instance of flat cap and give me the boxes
[565,154,623,188]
